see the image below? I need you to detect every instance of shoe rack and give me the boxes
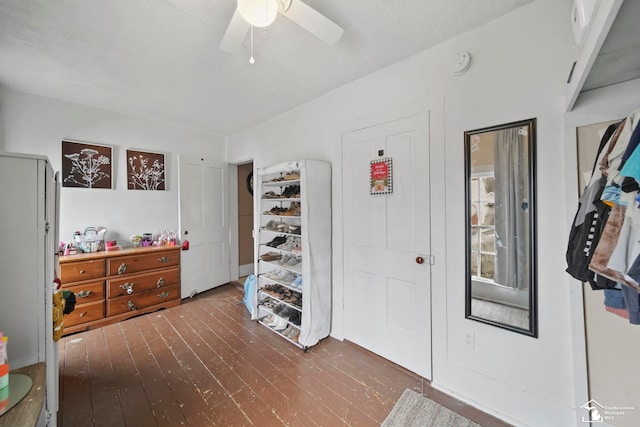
[254,159,332,350]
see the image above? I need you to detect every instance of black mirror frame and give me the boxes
[464,118,538,338]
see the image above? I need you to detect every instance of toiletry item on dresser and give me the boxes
[0,332,6,416]
[0,332,8,389]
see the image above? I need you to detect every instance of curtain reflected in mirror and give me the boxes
[465,118,538,337]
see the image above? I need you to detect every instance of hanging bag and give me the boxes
[242,274,257,315]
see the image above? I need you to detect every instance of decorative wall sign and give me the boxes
[127,149,166,190]
[370,158,393,195]
[62,140,112,189]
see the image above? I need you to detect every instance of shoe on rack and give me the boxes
[266,236,287,247]
[259,299,276,309]
[281,325,294,337]
[264,206,286,216]
[284,256,301,267]
[262,314,274,324]
[282,186,293,198]
[276,272,292,282]
[283,172,300,181]
[284,325,299,339]
[260,251,282,261]
[283,273,297,283]
[291,275,302,288]
[277,238,295,251]
[265,220,286,232]
[279,254,292,265]
[289,311,301,326]
[290,296,302,308]
[273,317,288,331]
[279,306,294,317]
[266,315,280,327]
[294,204,301,216]
[288,224,300,233]
[263,270,277,280]
[273,303,286,314]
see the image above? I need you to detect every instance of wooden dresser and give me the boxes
[59,246,181,336]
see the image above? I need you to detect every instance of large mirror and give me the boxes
[464,118,538,337]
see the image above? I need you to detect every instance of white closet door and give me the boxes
[179,156,230,298]
[343,112,432,378]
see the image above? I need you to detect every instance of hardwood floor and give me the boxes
[58,283,510,426]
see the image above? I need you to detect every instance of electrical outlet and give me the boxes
[463,330,475,348]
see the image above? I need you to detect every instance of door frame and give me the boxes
[228,158,255,283]
[333,96,445,372]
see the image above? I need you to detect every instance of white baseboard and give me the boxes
[239,263,254,277]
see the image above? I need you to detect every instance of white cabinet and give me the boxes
[253,159,331,349]
[0,152,59,425]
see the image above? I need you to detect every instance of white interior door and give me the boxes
[343,112,432,378]
[179,156,230,298]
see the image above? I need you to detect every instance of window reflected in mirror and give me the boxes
[464,118,538,337]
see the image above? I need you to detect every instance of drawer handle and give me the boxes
[77,290,93,298]
[120,283,134,295]
[79,312,87,318]
[158,256,170,263]
[79,269,86,274]
[156,277,165,288]
[158,291,170,299]
[118,263,127,275]
[127,300,137,311]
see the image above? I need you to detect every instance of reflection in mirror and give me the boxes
[464,118,537,337]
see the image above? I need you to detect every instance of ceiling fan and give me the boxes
[219,0,344,53]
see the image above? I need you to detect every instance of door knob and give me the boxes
[416,256,424,264]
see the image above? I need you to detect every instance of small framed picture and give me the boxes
[370,158,393,195]
[62,140,112,189]
[127,149,166,190]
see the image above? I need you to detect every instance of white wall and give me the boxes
[227,0,581,425]
[0,86,226,246]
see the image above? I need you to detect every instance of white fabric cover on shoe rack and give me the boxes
[252,159,332,348]
[258,161,301,176]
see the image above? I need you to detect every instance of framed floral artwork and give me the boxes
[62,140,113,189]
[127,149,166,190]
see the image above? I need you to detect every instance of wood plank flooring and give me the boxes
[58,283,511,426]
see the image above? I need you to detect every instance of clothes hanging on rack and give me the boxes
[566,121,622,288]
[566,109,640,325]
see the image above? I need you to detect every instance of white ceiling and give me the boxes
[0,0,534,134]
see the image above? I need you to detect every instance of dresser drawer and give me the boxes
[65,281,105,304]
[64,300,105,327]
[107,267,180,298]
[60,259,105,283]
[107,250,180,276]
[107,285,180,316]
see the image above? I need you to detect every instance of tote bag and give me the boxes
[242,274,256,315]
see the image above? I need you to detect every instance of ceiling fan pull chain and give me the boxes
[249,25,255,64]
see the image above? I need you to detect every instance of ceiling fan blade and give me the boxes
[280,0,343,45]
[219,7,251,53]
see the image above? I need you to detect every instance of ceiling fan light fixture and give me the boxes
[238,0,278,28]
